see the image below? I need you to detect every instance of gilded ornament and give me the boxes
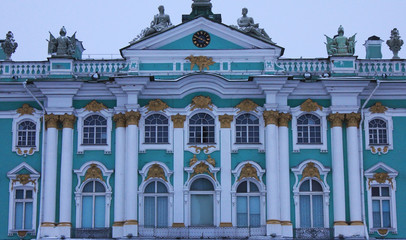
[17,104,34,116]
[301,162,321,181]
[191,162,214,179]
[125,111,141,126]
[235,99,259,113]
[113,113,126,128]
[189,145,215,154]
[377,229,389,236]
[59,114,76,129]
[263,110,279,126]
[12,174,36,191]
[206,155,216,167]
[16,147,35,156]
[219,114,233,128]
[328,113,345,128]
[171,114,186,128]
[238,163,259,181]
[146,99,169,113]
[189,155,198,167]
[368,172,393,189]
[146,164,167,181]
[190,95,214,111]
[369,102,388,113]
[84,100,107,112]
[345,112,361,127]
[266,219,281,224]
[45,114,59,129]
[185,55,216,71]
[84,164,104,182]
[300,99,322,112]
[278,113,292,127]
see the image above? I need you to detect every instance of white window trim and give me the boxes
[231,111,265,153]
[12,113,41,156]
[76,109,113,154]
[291,160,330,228]
[7,162,40,236]
[74,161,113,228]
[139,110,174,153]
[291,106,328,153]
[365,162,398,235]
[364,112,393,155]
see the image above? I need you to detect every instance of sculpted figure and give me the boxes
[325,25,356,56]
[145,5,172,36]
[237,8,269,39]
[387,28,404,59]
[48,26,76,56]
[1,31,18,60]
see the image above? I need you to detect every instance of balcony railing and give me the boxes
[71,227,112,239]
[294,227,334,239]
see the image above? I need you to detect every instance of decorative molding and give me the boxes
[189,145,215,154]
[189,155,198,167]
[327,113,345,128]
[368,172,393,189]
[263,110,279,126]
[190,95,214,111]
[238,163,259,181]
[59,113,76,129]
[125,111,141,126]
[84,164,104,182]
[300,99,322,112]
[345,112,361,127]
[172,223,185,227]
[301,162,321,181]
[146,164,167,182]
[235,99,258,113]
[371,146,389,155]
[124,220,138,225]
[278,112,292,127]
[219,222,233,227]
[113,113,126,128]
[45,114,59,129]
[267,219,281,224]
[84,100,107,112]
[185,55,215,71]
[11,174,36,191]
[206,155,216,167]
[370,102,388,113]
[171,114,186,128]
[16,104,34,116]
[146,99,169,113]
[219,114,233,128]
[16,147,35,157]
[192,162,214,179]
[377,229,389,236]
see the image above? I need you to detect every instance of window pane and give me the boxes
[83,182,93,192]
[25,202,33,230]
[190,178,214,191]
[145,182,155,193]
[15,202,23,229]
[237,196,248,227]
[157,182,168,193]
[144,197,155,227]
[300,195,311,228]
[95,196,106,228]
[371,187,379,196]
[381,187,390,197]
[26,190,33,199]
[95,181,105,192]
[237,181,248,193]
[312,195,324,227]
[157,197,168,227]
[249,196,260,227]
[16,190,24,199]
[191,195,213,226]
[299,180,310,192]
[372,200,381,228]
[82,196,93,228]
[250,182,259,192]
[311,180,323,192]
[382,200,391,228]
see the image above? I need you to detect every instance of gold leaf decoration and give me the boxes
[185,55,216,71]
[263,110,279,126]
[189,155,198,167]
[17,104,34,116]
[278,113,292,127]
[146,99,169,113]
[219,114,233,128]
[368,172,393,189]
[125,111,141,126]
[206,155,216,167]
[191,162,214,179]
[146,164,167,181]
[370,102,388,114]
[300,99,322,112]
[345,112,361,127]
[84,100,107,112]
[189,145,215,154]
[301,162,321,181]
[12,174,36,191]
[327,113,345,128]
[235,99,259,113]
[238,163,259,181]
[85,164,104,182]
[171,114,187,128]
[190,96,213,111]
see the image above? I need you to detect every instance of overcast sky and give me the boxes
[1,0,405,61]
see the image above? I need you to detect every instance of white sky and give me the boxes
[1,0,405,61]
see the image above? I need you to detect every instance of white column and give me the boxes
[219,115,233,227]
[264,111,281,236]
[171,114,186,227]
[124,111,140,236]
[113,113,126,237]
[278,113,292,237]
[346,113,363,225]
[58,114,76,234]
[42,114,59,229]
[328,113,347,228]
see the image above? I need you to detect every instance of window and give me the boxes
[145,114,169,144]
[371,186,391,228]
[369,119,388,145]
[297,114,321,144]
[17,121,36,147]
[235,114,260,144]
[83,115,107,145]
[13,189,34,231]
[298,180,324,228]
[189,113,215,144]
[190,178,215,226]
[236,180,260,227]
[144,181,169,227]
[81,180,106,228]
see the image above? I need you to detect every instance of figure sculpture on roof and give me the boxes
[1,31,18,60]
[236,8,270,40]
[132,5,173,42]
[325,25,356,56]
[387,28,404,59]
[48,26,77,57]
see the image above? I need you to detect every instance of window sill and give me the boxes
[81,144,108,146]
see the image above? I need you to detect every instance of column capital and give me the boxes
[125,111,141,126]
[219,114,234,128]
[45,114,59,129]
[278,112,292,127]
[171,114,186,128]
[113,113,126,128]
[263,110,279,126]
[59,114,76,129]
[345,112,361,127]
[328,113,345,128]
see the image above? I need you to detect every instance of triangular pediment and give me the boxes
[7,162,40,178]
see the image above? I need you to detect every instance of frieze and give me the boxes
[185,55,215,71]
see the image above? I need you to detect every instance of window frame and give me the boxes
[188,112,216,144]
[12,114,41,156]
[297,179,325,228]
[364,113,393,155]
[231,112,265,152]
[139,112,173,153]
[296,114,322,144]
[143,180,170,228]
[189,177,216,227]
[81,180,107,228]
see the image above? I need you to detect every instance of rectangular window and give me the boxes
[371,186,391,228]
[13,189,34,230]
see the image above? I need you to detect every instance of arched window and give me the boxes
[236,114,260,144]
[189,113,215,144]
[145,114,169,144]
[297,114,321,144]
[236,180,260,227]
[144,180,169,228]
[299,179,324,228]
[369,119,388,145]
[190,178,215,226]
[17,121,36,147]
[81,180,106,228]
[83,115,107,145]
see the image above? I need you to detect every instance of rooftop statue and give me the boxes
[48,26,77,57]
[132,5,172,42]
[233,8,270,40]
[387,28,404,59]
[1,31,18,60]
[325,25,356,56]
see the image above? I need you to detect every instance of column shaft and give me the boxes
[279,126,291,225]
[266,124,280,222]
[220,128,232,226]
[173,128,185,226]
[347,126,362,223]
[43,126,58,225]
[331,126,346,223]
[125,124,139,222]
[114,126,126,224]
[58,127,73,225]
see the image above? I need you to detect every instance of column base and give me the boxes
[56,224,71,238]
[123,220,138,237]
[112,222,125,238]
[172,223,185,227]
[334,224,365,238]
[219,222,233,227]
[281,221,293,237]
[266,220,282,236]
[40,223,57,238]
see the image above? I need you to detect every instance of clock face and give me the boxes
[192,31,211,48]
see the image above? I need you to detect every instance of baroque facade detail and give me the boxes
[278,112,292,127]
[369,102,388,113]
[44,114,59,129]
[300,99,323,112]
[219,114,233,128]
[59,113,76,129]
[328,113,345,127]
[146,99,169,113]
[16,103,34,116]
[125,111,141,126]
[345,112,361,127]
[113,113,126,128]
[238,163,259,181]
[146,164,167,181]
[171,114,186,128]
[84,100,108,112]
[235,99,259,113]
[263,110,279,126]
[190,95,214,111]
[84,164,104,182]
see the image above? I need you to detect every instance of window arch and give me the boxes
[369,118,388,145]
[81,180,107,228]
[83,115,107,145]
[298,179,324,228]
[190,178,215,226]
[189,113,215,144]
[235,114,260,144]
[236,180,260,227]
[143,180,169,228]
[144,114,169,144]
[297,114,321,144]
[17,120,36,147]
